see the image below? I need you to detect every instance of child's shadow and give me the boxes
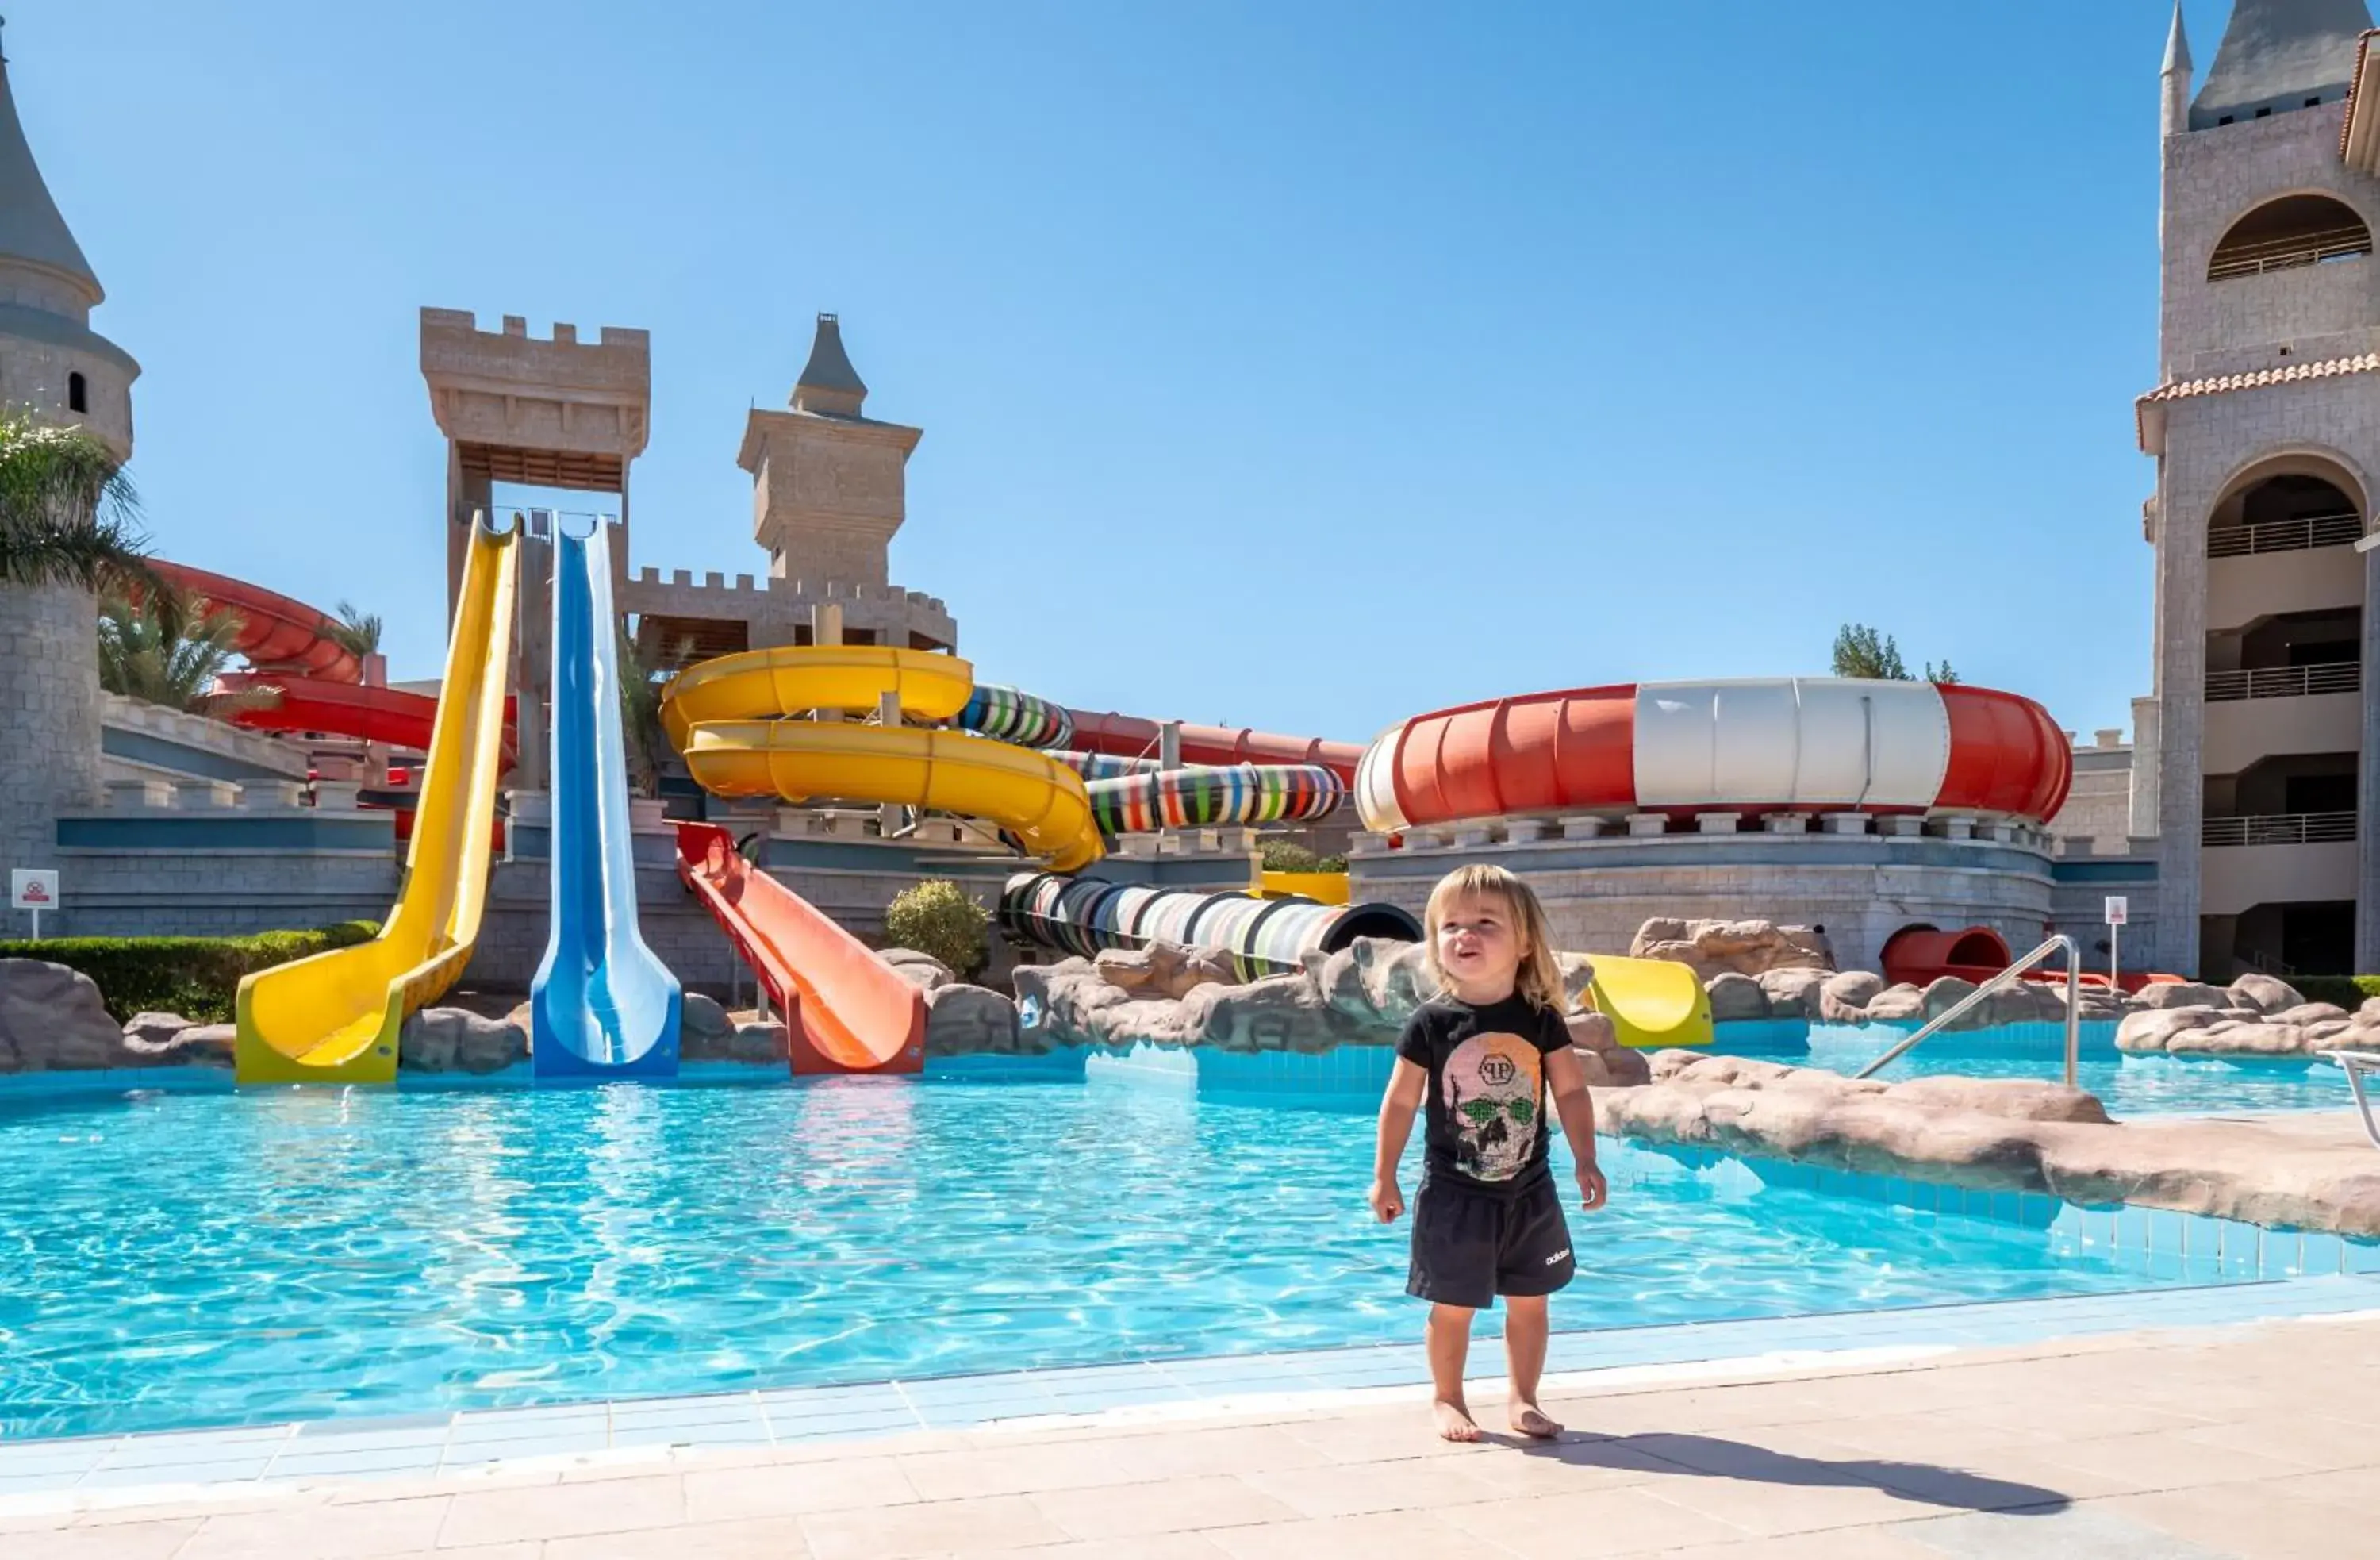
[1485,1429,2069,1516]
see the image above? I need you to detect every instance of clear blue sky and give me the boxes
[32,2,2215,743]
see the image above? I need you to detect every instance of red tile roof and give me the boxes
[2136,352,2380,451]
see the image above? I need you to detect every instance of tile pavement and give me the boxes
[7,1301,2380,1557]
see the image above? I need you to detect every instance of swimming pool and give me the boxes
[1717,1022,2351,1116]
[0,1070,2301,1441]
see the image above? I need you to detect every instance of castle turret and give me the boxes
[2163,2,2195,140]
[737,314,922,592]
[0,27,137,458]
[792,313,869,419]
[0,28,124,887]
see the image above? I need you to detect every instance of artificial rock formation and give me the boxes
[1006,936,1649,1082]
[1603,1051,2380,1237]
[398,1006,528,1074]
[882,948,958,993]
[2111,976,2374,1060]
[1631,918,1833,979]
[1706,966,2133,1031]
[0,960,221,1072]
[922,984,1021,1055]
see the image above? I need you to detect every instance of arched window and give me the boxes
[66,371,86,414]
[2209,195,2374,279]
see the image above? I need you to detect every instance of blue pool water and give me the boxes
[1728,1023,2352,1116]
[0,1072,2279,1441]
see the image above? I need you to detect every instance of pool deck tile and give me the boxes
[7,1270,2380,1522]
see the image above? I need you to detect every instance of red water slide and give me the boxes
[149,561,363,684]
[1880,925,2180,996]
[1064,710,1365,786]
[213,672,517,767]
[148,560,517,763]
[675,822,926,1075]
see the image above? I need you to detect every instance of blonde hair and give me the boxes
[1422,863,1567,1013]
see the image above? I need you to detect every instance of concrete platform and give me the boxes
[8,1281,2380,1557]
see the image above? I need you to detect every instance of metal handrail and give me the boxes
[2208,225,2374,279]
[1853,934,2082,1088]
[2202,810,2357,847]
[2317,1050,2380,1150]
[2207,513,2363,557]
[2204,661,2361,701]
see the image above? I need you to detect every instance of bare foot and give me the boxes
[1509,1401,1563,1439]
[1432,1397,1483,1442]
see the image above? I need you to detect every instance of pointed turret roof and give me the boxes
[2191,0,2374,129]
[2165,2,2195,79]
[0,33,101,307]
[793,313,868,417]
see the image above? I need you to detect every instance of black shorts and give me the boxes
[1406,1174,1576,1309]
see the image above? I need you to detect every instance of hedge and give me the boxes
[2290,974,2380,1012]
[1258,840,1348,874]
[0,923,381,1024]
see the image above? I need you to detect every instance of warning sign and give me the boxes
[10,870,56,909]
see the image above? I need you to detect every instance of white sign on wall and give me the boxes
[10,870,56,911]
[2104,896,2129,926]
[11,869,57,939]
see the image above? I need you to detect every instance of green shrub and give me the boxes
[1258,839,1345,874]
[0,922,381,1023]
[1259,840,1319,872]
[2292,974,2380,1012]
[885,881,991,980]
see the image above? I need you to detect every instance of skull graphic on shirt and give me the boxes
[1441,1030,1541,1182]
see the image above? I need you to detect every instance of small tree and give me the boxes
[614,624,692,800]
[1830,623,1909,681]
[326,599,382,659]
[885,879,992,979]
[97,584,280,716]
[1925,659,1960,685]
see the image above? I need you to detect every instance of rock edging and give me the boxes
[1603,1051,2380,1238]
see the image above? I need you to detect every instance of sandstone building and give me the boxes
[2141,0,2380,977]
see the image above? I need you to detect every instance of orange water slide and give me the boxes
[674,822,926,1075]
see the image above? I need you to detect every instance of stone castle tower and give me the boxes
[2140,0,2380,978]
[0,30,136,456]
[0,33,132,881]
[736,313,924,590]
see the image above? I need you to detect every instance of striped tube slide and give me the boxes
[957,684,1074,749]
[1086,763,1345,836]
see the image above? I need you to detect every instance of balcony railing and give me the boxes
[2202,810,2358,847]
[2207,512,2363,557]
[2205,661,2362,701]
[2207,224,2375,280]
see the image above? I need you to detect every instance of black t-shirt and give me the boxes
[1395,993,1570,1196]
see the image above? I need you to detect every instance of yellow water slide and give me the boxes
[1582,952,1713,1050]
[233,517,521,1085]
[663,646,1104,873]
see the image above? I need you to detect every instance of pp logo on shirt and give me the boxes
[1479,1055,1517,1087]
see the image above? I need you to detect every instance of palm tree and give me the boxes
[616,624,693,799]
[0,409,165,863]
[327,598,382,660]
[0,409,175,619]
[96,584,282,716]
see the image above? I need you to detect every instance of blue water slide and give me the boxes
[531,516,682,1082]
